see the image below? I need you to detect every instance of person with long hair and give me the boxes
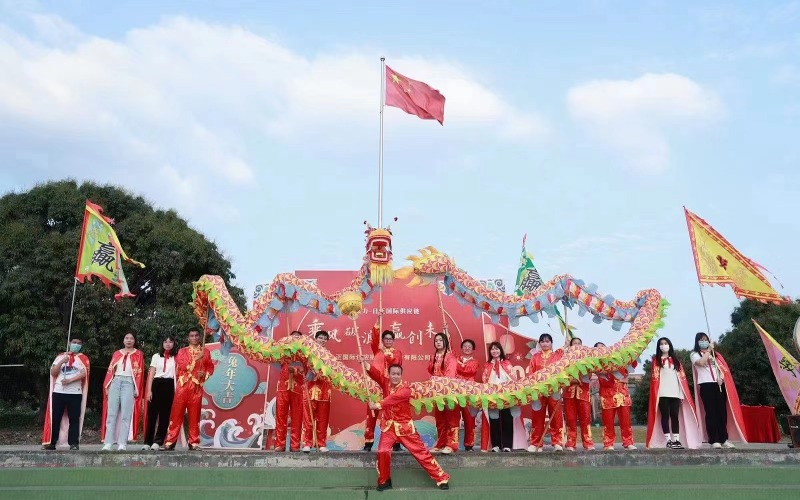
[427,332,458,454]
[527,333,564,452]
[101,332,145,451]
[645,337,702,450]
[690,332,747,449]
[594,342,636,451]
[563,337,594,451]
[482,341,517,452]
[142,336,178,451]
[364,323,403,451]
[456,339,480,451]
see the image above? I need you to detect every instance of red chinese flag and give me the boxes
[385,65,445,125]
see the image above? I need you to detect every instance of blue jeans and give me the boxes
[104,376,135,445]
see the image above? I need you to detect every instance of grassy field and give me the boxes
[1,466,798,500]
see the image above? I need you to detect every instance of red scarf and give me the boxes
[492,359,502,378]
[660,356,673,369]
[163,351,171,371]
[67,353,75,368]
[122,352,129,371]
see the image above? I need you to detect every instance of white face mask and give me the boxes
[660,345,670,353]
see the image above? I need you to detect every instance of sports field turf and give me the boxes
[1,466,797,499]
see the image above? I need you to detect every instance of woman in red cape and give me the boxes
[101,332,146,450]
[427,332,458,454]
[646,337,702,449]
[42,339,90,449]
[690,332,747,448]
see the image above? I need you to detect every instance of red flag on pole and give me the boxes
[385,65,445,125]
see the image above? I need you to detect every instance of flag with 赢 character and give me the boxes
[74,200,144,300]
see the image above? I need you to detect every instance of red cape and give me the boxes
[101,349,146,442]
[42,353,90,446]
[645,356,702,449]
[692,351,748,443]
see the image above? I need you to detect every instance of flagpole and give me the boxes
[378,57,386,227]
[696,281,713,336]
[684,206,713,336]
[65,277,78,350]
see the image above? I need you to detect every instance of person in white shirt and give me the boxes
[143,336,178,451]
[42,338,90,450]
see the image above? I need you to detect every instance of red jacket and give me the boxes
[597,369,632,409]
[428,351,457,378]
[176,345,215,388]
[277,354,306,394]
[456,356,480,381]
[564,380,591,402]
[527,348,563,374]
[367,364,416,437]
[371,325,403,375]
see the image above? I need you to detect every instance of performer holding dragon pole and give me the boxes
[456,339,480,451]
[364,361,450,491]
[527,333,565,452]
[427,332,458,454]
[302,330,332,452]
[563,337,594,451]
[163,328,214,451]
[363,322,403,451]
[273,330,306,452]
[594,341,637,451]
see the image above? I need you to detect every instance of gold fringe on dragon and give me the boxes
[192,229,667,412]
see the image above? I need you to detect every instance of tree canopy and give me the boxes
[0,180,245,419]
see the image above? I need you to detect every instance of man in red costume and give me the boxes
[302,330,332,452]
[364,361,450,491]
[164,328,215,451]
[364,323,403,451]
[527,333,564,452]
[563,337,594,451]
[42,338,90,450]
[456,339,480,451]
[594,342,636,451]
[273,330,306,452]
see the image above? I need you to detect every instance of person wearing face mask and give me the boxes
[142,336,179,451]
[526,333,564,452]
[364,323,403,452]
[42,338,90,450]
[594,342,636,451]
[482,341,518,452]
[302,331,332,453]
[456,339,480,451]
[563,337,594,451]
[690,332,747,449]
[427,332,458,454]
[101,332,146,451]
[645,337,702,450]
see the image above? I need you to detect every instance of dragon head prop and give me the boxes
[394,246,454,287]
[364,222,394,286]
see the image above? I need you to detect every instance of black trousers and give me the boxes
[658,397,681,434]
[144,378,175,446]
[699,382,729,444]
[489,409,514,450]
[51,392,82,446]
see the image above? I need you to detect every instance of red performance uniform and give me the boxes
[367,365,449,488]
[364,325,403,447]
[527,349,564,448]
[274,355,306,451]
[302,371,331,449]
[164,345,214,448]
[456,355,480,449]
[563,378,594,449]
[597,366,635,448]
[427,350,459,451]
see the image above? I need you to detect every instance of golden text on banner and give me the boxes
[752,320,800,415]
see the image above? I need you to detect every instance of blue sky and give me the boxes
[1,0,798,355]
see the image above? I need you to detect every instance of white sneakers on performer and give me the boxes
[117,444,127,451]
[429,447,441,453]
[491,446,500,452]
[604,446,614,451]
[302,446,311,453]
[625,445,637,450]
[722,441,736,449]
[319,447,329,453]
[150,443,160,451]
[101,444,114,451]
[526,445,537,452]
[712,442,722,449]
[440,446,453,454]
[553,445,563,451]
[565,446,576,451]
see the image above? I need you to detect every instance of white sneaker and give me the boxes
[141,445,149,451]
[117,444,127,451]
[604,446,614,451]
[722,441,735,449]
[319,447,329,453]
[553,445,563,451]
[565,446,576,451]
[302,446,311,453]
[625,445,637,450]
[101,444,114,451]
[429,447,440,453]
[526,445,537,453]
[440,446,453,454]
[150,443,160,451]
[712,442,722,449]
[585,446,595,451]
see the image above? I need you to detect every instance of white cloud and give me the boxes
[0,14,547,220]
[567,73,722,173]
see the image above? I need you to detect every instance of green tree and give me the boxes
[631,349,694,425]
[0,180,245,423]
[717,299,800,417]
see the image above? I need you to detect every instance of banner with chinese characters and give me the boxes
[202,271,531,449]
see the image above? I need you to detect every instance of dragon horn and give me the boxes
[419,248,430,257]
[424,246,440,254]
[394,266,414,279]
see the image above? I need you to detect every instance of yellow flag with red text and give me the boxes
[685,208,787,304]
[74,200,144,300]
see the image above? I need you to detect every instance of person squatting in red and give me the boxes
[527,333,565,452]
[594,341,637,451]
[427,332,459,454]
[164,328,215,450]
[302,330,331,453]
[273,330,306,452]
[364,361,450,491]
[456,339,480,451]
[364,323,403,451]
[563,337,595,451]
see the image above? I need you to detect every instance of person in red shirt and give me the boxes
[456,339,480,451]
[364,361,450,491]
[364,323,403,451]
[273,330,306,452]
[563,337,595,451]
[526,333,564,452]
[163,328,215,450]
[594,341,636,451]
[302,331,332,453]
[427,332,458,454]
